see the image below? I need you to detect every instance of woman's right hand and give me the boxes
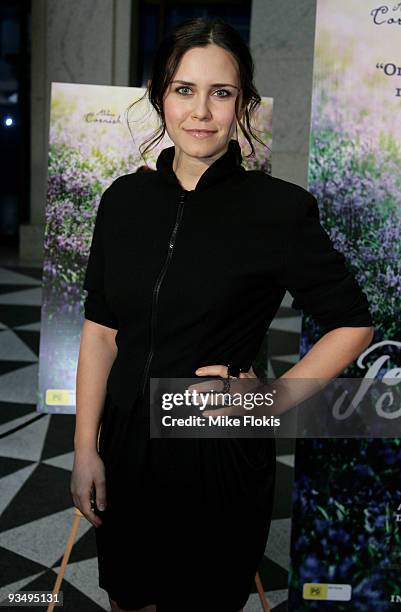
[70,449,106,528]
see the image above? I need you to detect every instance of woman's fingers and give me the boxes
[84,488,103,527]
[71,488,102,528]
[195,365,227,377]
[189,364,258,404]
[94,475,107,512]
[70,453,106,528]
[194,364,257,378]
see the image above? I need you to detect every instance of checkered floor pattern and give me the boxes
[0,260,303,611]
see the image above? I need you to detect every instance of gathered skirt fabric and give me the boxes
[95,392,276,611]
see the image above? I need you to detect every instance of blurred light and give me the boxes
[8,92,18,104]
[4,117,14,127]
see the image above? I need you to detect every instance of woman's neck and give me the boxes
[172,145,228,191]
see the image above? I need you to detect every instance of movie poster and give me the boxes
[288,2,401,610]
[37,82,273,414]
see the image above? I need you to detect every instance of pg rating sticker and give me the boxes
[303,583,352,601]
[0,591,63,606]
[45,389,75,406]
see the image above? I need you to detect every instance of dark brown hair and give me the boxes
[126,17,268,161]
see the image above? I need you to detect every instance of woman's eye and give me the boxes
[214,89,231,98]
[176,86,191,95]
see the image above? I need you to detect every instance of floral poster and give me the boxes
[38,82,273,414]
[288,2,401,610]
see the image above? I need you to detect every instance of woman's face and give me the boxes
[163,44,243,159]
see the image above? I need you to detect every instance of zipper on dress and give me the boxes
[138,189,188,398]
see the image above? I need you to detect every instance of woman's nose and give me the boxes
[191,95,212,119]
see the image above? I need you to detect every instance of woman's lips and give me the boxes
[184,129,217,139]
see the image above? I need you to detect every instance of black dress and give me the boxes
[82,139,373,611]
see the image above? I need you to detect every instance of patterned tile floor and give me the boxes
[0,257,302,611]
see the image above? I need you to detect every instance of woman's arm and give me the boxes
[71,183,120,527]
[75,182,120,452]
[280,325,374,381]
[193,188,376,418]
[71,320,117,528]
[74,319,117,453]
[266,188,376,412]
[262,325,375,417]
[193,325,374,417]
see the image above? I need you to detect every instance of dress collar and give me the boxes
[155,138,244,192]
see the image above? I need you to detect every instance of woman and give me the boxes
[70,17,374,612]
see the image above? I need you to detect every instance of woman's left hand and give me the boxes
[187,363,261,416]
[195,364,257,379]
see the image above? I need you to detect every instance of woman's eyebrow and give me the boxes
[170,80,239,89]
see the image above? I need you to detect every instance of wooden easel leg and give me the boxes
[255,571,271,611]
[47,507,83,612]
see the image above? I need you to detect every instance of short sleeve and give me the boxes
[279,190,373,334]
[83,186,118,330]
